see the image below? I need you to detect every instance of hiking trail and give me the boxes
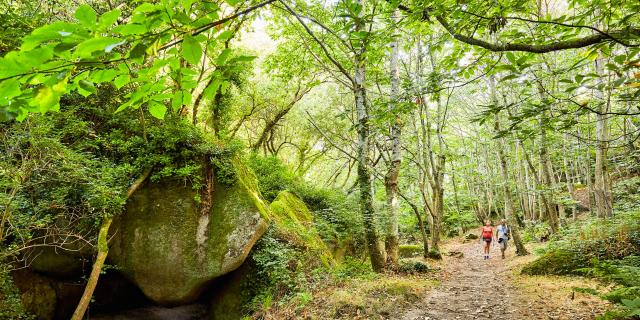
[401,239,610,320]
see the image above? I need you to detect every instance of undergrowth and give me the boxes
[522,211,640,319]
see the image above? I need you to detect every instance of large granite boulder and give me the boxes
[268,190,333,266]
[208,191,334,320]
[108,160,270,305]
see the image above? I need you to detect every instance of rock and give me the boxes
[444,251,464,258]
[90,304,207,320]
[11,269,57,320]
[109,160,270,305]
[399,244,424,258]
[208,191,334,319]
[28,246,89,278]
[269,191,334,266]
[465,233,479,240]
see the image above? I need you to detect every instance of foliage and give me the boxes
[248,153,363,251]
[443,209,477,236]
[0,265,33,320]
[399,244,423,258]
[247,154,298,202]
[523,212,640,318]
[0,0,265,121]
[397,259,431,274]
[522,221,552,243]
[613,177,640,212]
[331,257,376,281]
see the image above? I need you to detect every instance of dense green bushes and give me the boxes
[247,154,362,250]
[613,177,640,212]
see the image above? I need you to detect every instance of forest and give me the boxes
[0,0,639,319]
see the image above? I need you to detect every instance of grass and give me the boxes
[259,269,437,319]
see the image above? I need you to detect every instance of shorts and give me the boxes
[482,237,492,244]
[498,238,508,250]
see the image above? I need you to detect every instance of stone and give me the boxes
[11,269,57,320]
[465,233,479,240]
[268,190,333,266]
[108,160,270,305]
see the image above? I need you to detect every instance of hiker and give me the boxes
[496,219,510,259]
[480,220,494,260]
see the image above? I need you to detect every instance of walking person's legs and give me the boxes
[500,239,507,259]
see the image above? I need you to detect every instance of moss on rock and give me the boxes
[108,160,269,305]
[399,245,423,258]
[521,250,587,276]
[11,269,56,320]
[269,191,333,266]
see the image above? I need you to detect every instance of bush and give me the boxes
[0,266,32,320]
[331,257,375,281]
[522,211,640,318]
[399,245,423,258]
[521,251,587,275]
[613,177,640,211]
[398,260,431,274]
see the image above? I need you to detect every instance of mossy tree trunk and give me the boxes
[593,57,613,218]
[354,0,385,272]
[70,168,152,320]
[488,77,528,255]
[384,10,401,267]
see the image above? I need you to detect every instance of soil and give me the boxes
[401,239,611,320]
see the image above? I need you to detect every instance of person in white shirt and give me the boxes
[496,219,510,259]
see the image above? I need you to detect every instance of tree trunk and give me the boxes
[489,78,528,255]
[353,0,385,272]
[538,113,559,232]
[71,168,152,320]
[384,12,401,266]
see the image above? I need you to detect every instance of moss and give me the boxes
[233,156,271,222]
[268,191,334,266]
[109,158,269,304]
[399,245,423,258]
[521,250,587,276]
[427,250,442,260]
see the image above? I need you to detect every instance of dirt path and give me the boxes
[400,240,610,320]
[402,240,517,320]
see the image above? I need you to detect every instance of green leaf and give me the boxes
[75,5,97,29]
[217,30,235,41]
[614,54,626,65]
[74,37,124,58]
[114,24,147,36]
[114,75,131,89]
[148,101,167,119]
[216,48,232,66]
[182,0,197,12]
[181,35,202,65]
[90,69,118,83]
[171,90,192,111]
[98,9,121,30]
[21,22,81,51]
[31,78,67,113]
[78,80,96,97]
[0,79,21,105]
[133,3,158,14]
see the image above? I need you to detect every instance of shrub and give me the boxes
[399,244,423,258]
[0,266,32,320]
[398,260,431,274]
[521,251,587,275]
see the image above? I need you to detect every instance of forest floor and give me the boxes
[271,237,612,319]
[401,238,611,320]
